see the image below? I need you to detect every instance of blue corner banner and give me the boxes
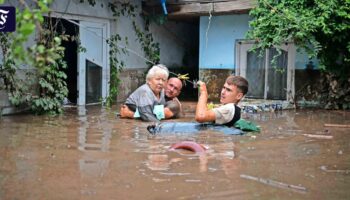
[0,6,16,32]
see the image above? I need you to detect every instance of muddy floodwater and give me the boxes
[1,102,350,200]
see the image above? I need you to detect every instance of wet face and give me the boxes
[165,78,182,99]
[220,82,243,104]
[147,74,167,95]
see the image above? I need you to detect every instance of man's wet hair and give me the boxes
[226,75,249,95]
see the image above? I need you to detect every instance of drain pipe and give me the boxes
[161,0,168,15]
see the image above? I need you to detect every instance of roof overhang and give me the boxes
[142,0,256,21]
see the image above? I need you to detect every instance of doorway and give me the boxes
[44,17,78,104]
[78,20,109,105]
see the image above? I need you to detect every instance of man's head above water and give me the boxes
[165,77,183,100]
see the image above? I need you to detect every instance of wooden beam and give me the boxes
[143,0,255,17]
[145,0,248,6]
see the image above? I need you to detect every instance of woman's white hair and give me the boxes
[146,64,169,81]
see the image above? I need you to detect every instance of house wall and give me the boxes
[199,14,251,70]
[51,0,197,102]
[199,14,320,102]
[1,0,198,114]
[1,1,38,114]
[199,14,250,101]
[115,10,199,101]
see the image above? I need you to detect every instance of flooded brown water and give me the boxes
[1,102,350,200]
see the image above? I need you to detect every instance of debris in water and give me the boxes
[240,174,307,193]
[302,134,333,139]
[324,123,350,128]
[320,166,350,174]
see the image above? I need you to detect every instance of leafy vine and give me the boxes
[1,0,162,113]
[132,19,160,68]
[103,1,160,106]
[1,0,69,115]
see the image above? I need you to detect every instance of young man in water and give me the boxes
[195,75,248,126]
[120,77,183,119]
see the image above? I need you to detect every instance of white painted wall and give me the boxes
[50,0,191,69]
[115,3,196,69]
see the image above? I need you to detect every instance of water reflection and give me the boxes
[142,135,238,176]
[77,106,112,180]
[146,154,171,171]
[79,159,110,178]
[77,106,111,152]
[1,107,349,199]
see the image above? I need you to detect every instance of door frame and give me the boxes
[235,40,295,101]
[47,13,110,106]
[78,20,109,105]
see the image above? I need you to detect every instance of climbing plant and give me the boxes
[247,0,350,109]
[1,0,69,114]
[103,1,160,107]
[79,0,160,107]
[105,34,127,107]
[28,27,68,114]
[132,18,160,68]
[0,33,17,93]
[1,0,162,113]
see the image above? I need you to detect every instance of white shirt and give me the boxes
[212,103,236,124]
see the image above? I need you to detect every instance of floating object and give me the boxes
[169,141,207,153]
[177,73,189,81]
[240,174,307,193]
[147,122,243,135]
[302,134,333,139]
[324,123,350,128]
[320,165,350,173]
[234,119,260,132]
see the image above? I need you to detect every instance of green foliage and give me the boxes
[132,19,160,67]
[108,1,136,18]
[103,1,160,107]
[248,0,350,109]
[1,0,162,113]
[0,33,16,92]
[101,2,136,107]
[105,34,127,107]
[1,0,68,115]
[11,1,51,68]
[29,36,68,115]
[319,72,350,109]
[79,0,96,6]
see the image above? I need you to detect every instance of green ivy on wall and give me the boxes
[1,0,162,114]
[1,0,69,115]
[103,1,160,107]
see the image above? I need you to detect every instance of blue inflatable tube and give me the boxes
[147,122,243,135]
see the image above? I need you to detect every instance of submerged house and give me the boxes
[1,0,319,114]
[143,0,320,104]
[0,0,198,114]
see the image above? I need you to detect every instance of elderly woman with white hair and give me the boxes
[122,64,169,122]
